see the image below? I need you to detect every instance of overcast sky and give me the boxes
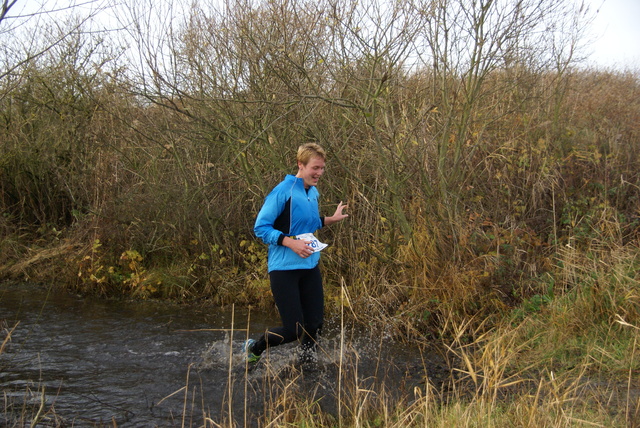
[585,0,640,69]
[6,0,639,71]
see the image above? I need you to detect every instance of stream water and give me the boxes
[1,282,446,427]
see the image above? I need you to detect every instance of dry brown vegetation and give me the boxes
[1,0,639,425]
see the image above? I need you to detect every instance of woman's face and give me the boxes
[297,155,326,188]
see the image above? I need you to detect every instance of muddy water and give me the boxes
[1,282,446,427]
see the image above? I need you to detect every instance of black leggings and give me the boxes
[251,266,323,355]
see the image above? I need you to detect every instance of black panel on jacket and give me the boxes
[273,197,291,234]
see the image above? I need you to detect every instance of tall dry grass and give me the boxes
[175,246,639,427]
[1,321,63,427]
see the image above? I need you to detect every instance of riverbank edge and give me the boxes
[1,233,639,426]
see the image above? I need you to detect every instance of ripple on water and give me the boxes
[1,282,444,426]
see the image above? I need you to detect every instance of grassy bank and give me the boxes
[6,241,635,427]
[195,243,638,427]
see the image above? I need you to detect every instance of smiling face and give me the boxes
[296,155,325,188]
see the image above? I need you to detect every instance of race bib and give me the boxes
[294,233,328,253]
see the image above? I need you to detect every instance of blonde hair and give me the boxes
[297,143,326,165]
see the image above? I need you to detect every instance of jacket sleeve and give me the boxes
[254,187,287,246]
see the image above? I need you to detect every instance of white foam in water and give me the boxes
[197,333,301,374]
[198,333,235,369]
[1,283,437,427]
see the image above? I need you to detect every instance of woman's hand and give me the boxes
[282,236,315,258]
[325,201,349,226]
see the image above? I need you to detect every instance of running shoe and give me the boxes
[242,339,261,363]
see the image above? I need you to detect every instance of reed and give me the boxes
[172,240,637,427]
[1,322,63,427]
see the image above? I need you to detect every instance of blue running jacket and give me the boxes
[254,174,324,272]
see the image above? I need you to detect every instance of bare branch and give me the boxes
[0,0,18,25]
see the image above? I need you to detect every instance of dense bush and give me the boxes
[1,0,638,338]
